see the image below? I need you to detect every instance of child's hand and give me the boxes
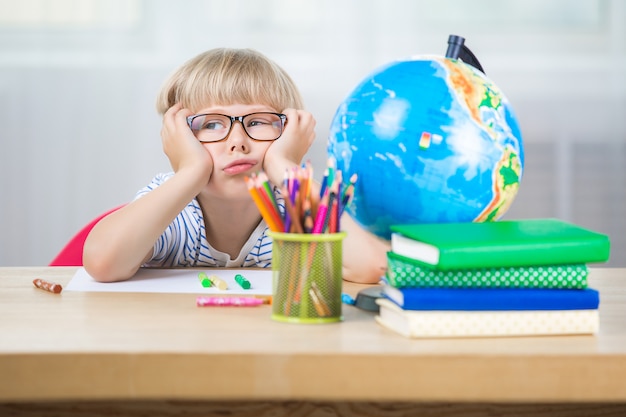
[263,108,316,182]
[161,103,213,180]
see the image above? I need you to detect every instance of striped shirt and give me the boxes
[135,172,278,268]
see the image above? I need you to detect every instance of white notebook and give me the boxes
[376,298,599,338]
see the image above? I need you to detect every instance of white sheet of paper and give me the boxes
[66,267,273,295]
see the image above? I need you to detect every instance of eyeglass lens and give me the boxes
[188,113,284,142]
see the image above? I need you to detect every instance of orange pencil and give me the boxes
[246,176,281,232]
[303,160,314,204]
[255,175,284,232]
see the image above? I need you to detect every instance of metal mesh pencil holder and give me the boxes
[268,231,346,323]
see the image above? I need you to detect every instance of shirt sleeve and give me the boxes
[134,173,204,267]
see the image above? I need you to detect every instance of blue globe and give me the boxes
[328,55,524,239]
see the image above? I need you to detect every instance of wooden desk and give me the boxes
[1,267,626,417]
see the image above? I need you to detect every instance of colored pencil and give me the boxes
[329,195,339,233]
[245,175,281,232]
[303,198,314,233]
[256,171,282,217]
[255,175,284,232]
[322,179,339,233]
[247,159,355,235]
[341,173,357,205]
[281,185,304,233]
[319,165,330,200]
[312,189,330,234]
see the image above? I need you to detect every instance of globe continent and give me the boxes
[328,55,524,239]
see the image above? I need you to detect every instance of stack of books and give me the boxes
[375,218,611,338]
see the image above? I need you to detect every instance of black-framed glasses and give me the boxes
[186,112,287,143]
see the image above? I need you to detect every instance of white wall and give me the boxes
[1,0,624,266]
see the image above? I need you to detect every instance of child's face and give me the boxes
[194,103,278,196]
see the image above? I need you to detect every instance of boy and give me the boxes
[83,48,389,284]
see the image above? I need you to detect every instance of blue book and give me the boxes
[382,286,600,311]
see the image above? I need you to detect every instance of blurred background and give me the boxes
[0,0,624,267]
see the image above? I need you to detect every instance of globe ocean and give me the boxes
[328,55,524,239]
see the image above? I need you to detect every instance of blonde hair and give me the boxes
[156,48,304,115]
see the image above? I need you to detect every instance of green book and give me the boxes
[390,218,610,270]
[386,252,589,289]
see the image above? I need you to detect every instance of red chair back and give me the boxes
[49,205,124,266]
